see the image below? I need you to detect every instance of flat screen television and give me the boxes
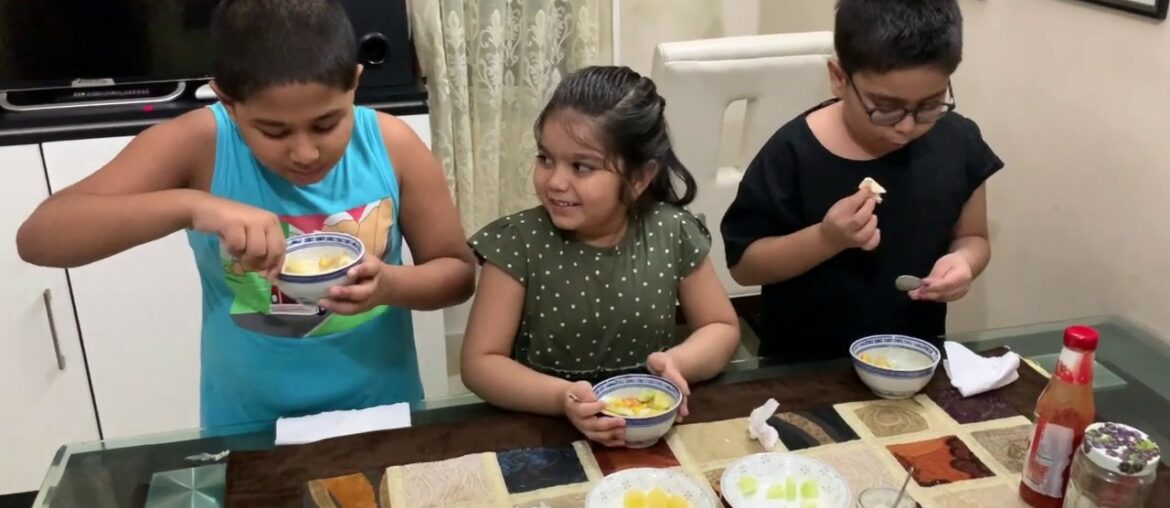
[0,0,219,92]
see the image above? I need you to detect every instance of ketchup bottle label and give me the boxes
[1023,421,1076,497]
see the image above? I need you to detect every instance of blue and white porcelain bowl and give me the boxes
[593,374,683,449]
[849,334,941,399]
[275,232,365,304]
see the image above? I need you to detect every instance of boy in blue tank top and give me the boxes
[16,0,475,427]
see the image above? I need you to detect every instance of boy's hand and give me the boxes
[647,352,691,421]
[190,195,285,279]
[319,254,391,315]
[563,381,626,447]
[910,252,973,302]
[821,188,881,251]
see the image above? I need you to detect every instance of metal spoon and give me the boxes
[892,466,914,507]
[895,275,924,292]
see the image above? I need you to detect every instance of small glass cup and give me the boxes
[857,486,919,508]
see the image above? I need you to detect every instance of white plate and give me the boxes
[719,453,851,508]
[586,468,717,508]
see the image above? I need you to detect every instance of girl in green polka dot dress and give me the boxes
[461,66,741,447]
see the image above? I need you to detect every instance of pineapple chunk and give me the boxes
[283,258,317,275]
[608,406,636,417]
[623,489,646,508]
[800,479,820,499]
[766,483,785,499]
[646,488,669,508]
[738,475,758,496]
[666,494,691,508]
[650,391,672,411]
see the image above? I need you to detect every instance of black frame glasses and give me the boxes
[850,78,957,127]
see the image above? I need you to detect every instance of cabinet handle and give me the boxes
[42,289,66,371]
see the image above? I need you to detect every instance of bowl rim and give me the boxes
[848,334,941,374]
[593,373,683,423]
[278,232,366,281]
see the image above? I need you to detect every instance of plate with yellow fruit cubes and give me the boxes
[586,467,716,508]
[719,453,851,508]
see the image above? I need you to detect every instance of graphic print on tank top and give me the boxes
[220,197,395,338]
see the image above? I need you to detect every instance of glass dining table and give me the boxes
[30,315,1170,507]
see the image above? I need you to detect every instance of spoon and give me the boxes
[895,275,924,292]
[892,466,914,507]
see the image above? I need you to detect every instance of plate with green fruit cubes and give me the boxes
[719,453,851,508]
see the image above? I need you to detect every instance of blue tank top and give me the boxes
[187,103,423,427]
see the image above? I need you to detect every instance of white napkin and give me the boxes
[943,341,1021,397]
[747,398,780,451]
[275,402,411,445]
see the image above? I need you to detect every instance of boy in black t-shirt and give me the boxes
[721,0,1003,362]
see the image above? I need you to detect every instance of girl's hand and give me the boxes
[563,381,626,447]
[648,352,691,421]
[190,194,285,279]
[909,252,973,302]
[319,254,391,315]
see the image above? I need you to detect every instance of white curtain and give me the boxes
[410,0,602,231]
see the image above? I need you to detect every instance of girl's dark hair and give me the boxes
[534,66,696,214]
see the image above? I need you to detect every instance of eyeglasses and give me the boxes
[849,78,956,126]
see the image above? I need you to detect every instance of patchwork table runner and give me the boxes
[226,356,1170,507]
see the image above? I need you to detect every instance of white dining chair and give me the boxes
[651,31,835,297]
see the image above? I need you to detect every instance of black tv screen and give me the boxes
[0,0,219,92]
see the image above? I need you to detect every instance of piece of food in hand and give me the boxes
[738,475,759,496]
[858,177,887,203]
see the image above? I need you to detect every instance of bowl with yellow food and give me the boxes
[595,374,683,448]
[586,467,716,508]
[849,335,940,399]
[275,232,364,304]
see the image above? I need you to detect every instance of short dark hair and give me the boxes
[534,66,696,214]
[834,0,963,76]
[211,0,357,101]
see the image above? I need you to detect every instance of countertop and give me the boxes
[0,82,428,147]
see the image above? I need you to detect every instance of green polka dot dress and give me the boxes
[469,202,711,382]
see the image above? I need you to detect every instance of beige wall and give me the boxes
[615,0,761,75]
[759,0,833,33]
[614,0,761,168]
[755,0,1170,342]
[953,0,1170,340]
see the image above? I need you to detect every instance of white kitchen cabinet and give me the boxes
[396,113,450,400]
[42,136,204,439]
[0,144,100,494]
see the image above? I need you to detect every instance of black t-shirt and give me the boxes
[721,102,1004,362]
